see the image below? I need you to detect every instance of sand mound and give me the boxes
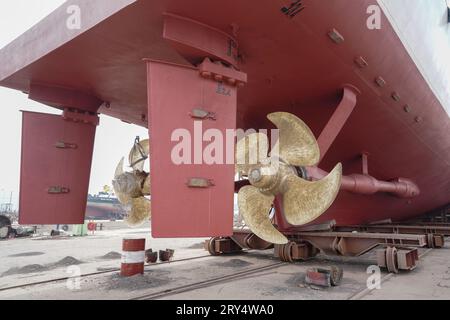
[2,264,48,276]
[53,256,83,267]
[100,251,122,260]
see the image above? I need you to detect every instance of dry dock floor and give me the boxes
[0,222,449,300]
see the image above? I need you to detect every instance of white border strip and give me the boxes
[121,251,145,264]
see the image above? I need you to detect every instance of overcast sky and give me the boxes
[0,1,148,209]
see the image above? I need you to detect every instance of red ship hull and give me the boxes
[85,199,125,220]
[1,0,449,230]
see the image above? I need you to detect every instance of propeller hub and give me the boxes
[248,161,301,195]
[112,172,146,198]
[248,163,282,193]
[249,168,262,183]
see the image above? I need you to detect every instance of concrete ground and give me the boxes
[0,221,207,290]
[363,245,450,300]
[0,223,449,300]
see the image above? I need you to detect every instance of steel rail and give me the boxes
[0,254,214,293]
[131,262,286,300]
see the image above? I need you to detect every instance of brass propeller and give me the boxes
[112,138,151,227]
[129,139,150,172]
[236,112,342,244]
[236,132,269,175]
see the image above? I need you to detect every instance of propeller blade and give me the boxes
[115,192,131,206]
[236,132,269,174]
[129,139,150,172]
[125,197,151,227]
[112,158,131,204]
[112,171,146,204]
[142,175,151,195]
[112,180,131,205]
[267,112,320,167]
[114,157,125,179]
[282,163,342,226]
[238,185,288,244]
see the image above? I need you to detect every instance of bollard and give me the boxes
[121,238,145,277]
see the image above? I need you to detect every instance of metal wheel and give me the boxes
[279,242,295,263]
[0,226,9,239]
[278,244,285,262]
[283,243,290,262]
[285,242,295,263]
[279,243,287,262]
[207,237,221,256]
[386,246,399,274]
[0,215,11,229]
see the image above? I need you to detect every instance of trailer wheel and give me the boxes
[0,215,11,229]
[386,246,399,274]
[207,237,221,256]
[278,242,295,263]
[0,215,11,239]
[0,226,9,239]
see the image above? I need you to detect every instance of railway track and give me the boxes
[0,254,214,293]
[1,247,439,299]
[131,261,286,300]
[132,246,439,300]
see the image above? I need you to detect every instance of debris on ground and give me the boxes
[145,249,158,263]
[305,266,344,288]
[159,249,175,262]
